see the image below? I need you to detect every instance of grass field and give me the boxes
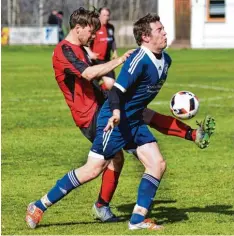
[2,46,234,235]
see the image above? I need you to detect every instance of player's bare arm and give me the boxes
[81,49,135,81]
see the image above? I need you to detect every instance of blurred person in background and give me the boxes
[57,11,65,42]
[47,10,58,25]
[86,7,118,83]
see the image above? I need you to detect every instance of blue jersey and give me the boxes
[91,46,172,159]
[99,46,172,126]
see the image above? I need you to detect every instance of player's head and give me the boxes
[98,7,111,25]
[69,7,101,46]
[133,13,167,52]
[52,10,58,15]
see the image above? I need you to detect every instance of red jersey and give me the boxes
[91,23,115,61]
[52,40,98,128]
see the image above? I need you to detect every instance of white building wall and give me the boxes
[191,0,234,48]
[158,0,175,46]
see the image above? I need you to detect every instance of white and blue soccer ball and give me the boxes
[170,91,199,119]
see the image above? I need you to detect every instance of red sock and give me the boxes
[149,112,196,141]
[96,168,120,207]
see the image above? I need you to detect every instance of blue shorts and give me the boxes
[89,121,156,160]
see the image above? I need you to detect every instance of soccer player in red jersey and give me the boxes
[26,8,215,228]
[88,7,118,80]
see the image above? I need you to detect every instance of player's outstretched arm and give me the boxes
[81,49,135,81]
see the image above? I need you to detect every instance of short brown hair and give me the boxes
[69,7,101,33]
[98,7,111,14]
[133,13,160,46]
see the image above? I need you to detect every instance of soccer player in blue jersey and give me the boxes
[25,13,215,230]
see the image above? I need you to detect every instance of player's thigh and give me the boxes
[142,108,156,125]
[86,154,110,171]
[79,108,100,142]
[134,123,157,146]
[134,124,164,167]
[91,126,127,160]
[123,123,156,158]
[76,153,110,183]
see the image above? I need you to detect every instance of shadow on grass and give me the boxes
[38,201,234,228]
[117,202,234,224]
[38,221,102,228]
[38,199,176,228]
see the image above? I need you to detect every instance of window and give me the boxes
[207,0,225,22]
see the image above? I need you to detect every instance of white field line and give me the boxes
[151,83,234,106]
[151,95,234,106]
[165,83,234,92]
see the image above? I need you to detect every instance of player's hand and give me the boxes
[89,52,99,60]
[119,49,135,63]
[112,51,118,59]
[104,110,120,132]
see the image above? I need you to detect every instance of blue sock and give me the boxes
[35,170,81,212]
[130,173,160,224]
[130,213,145,224]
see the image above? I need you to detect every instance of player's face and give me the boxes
[99,9,110,25]
[149,21,167,51]
[76,25,96,46]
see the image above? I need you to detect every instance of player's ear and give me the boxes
[142,34,150,43]
[75,24,82,34]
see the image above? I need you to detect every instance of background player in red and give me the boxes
[86,7,118,85]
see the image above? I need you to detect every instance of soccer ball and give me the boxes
[170,91,199,119]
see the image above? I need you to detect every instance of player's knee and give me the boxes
[87,166,103,180]
[82,162,106,180]
[147,158,166,176]
[91,170,102,179]
[160,159,167,173]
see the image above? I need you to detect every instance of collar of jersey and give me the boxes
[141,45,165,77]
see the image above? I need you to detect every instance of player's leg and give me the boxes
[95,150,124,207]
[128,141,166,230]
[80,108,125,222]
[93,71,124,210]
[143,108,215,149]
[25,155,109,229]
[126,125,165,230]
[92,150,124,222]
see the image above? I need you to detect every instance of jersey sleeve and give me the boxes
[59,44,89,77]
[114,55,144,93]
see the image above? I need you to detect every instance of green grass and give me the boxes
[2,46,234,235]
